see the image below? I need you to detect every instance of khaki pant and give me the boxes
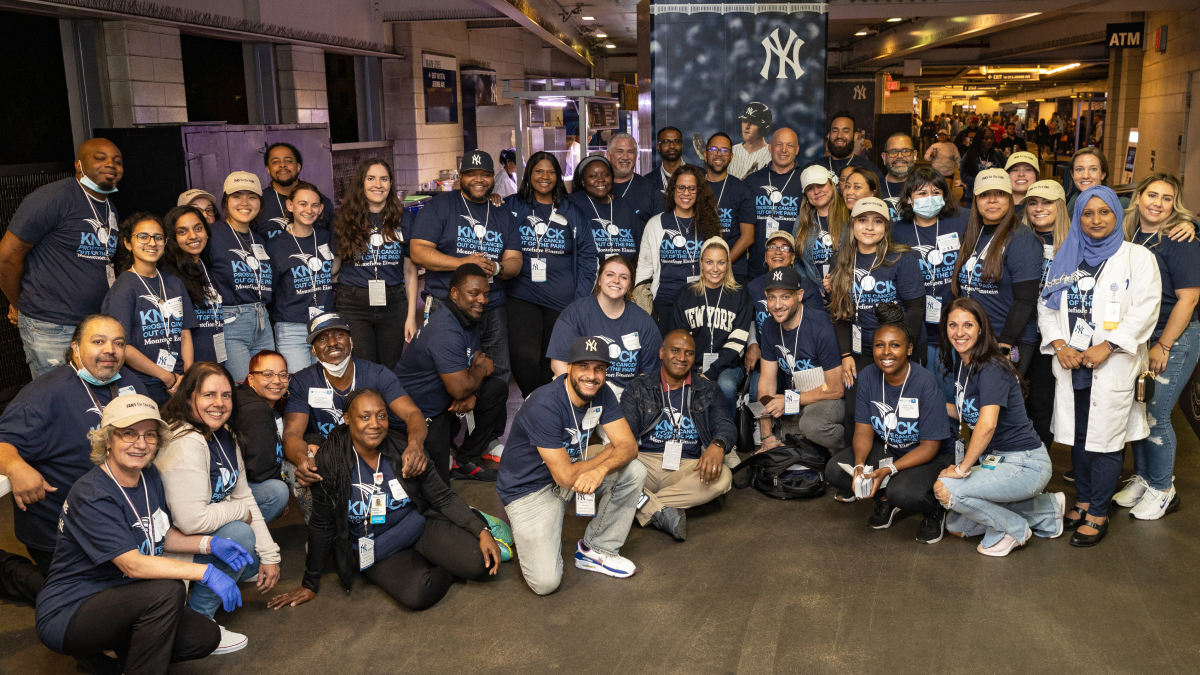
[635,452,732,525]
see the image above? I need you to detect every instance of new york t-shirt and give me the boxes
[411,190,519,309]
[759,310,841,393]
[102,270,198,388]
[953,359,1041,453]
[208,222,273,306]
[393,301,480,419]
[855,363,953,456]
[546,295,663,391]
[284,359,409,437]
[567,190,643,263]
[267,227,336,323]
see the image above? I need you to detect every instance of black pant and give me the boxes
[426,376,509,477]
[0,545,50,604]
[337,282,409,369]
[825,441,953,516]
[842,353,875,448]
[506,296,560,398]
[653,298,675,337]
[1071,386,1123,518]
[61,579,219,675]
[1026,349,1056,450]
[1012,341,1036,378]
[362,517,491,611]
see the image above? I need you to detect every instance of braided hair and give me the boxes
[873,301,915,346]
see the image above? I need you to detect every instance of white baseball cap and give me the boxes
[800,165,833,191]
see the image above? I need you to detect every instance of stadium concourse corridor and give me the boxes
[3,394,1199,673]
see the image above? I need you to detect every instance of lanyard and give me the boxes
[288,227,321,298]
[199,262,221,312]
[702,284,724,351]
[78,181,114,258]
[780,309,803,370]
[229,225,264,300]
[914,218,940,246]
[962,233,997,296]
[324,366,356,399]
[587,194,615,244]
[74,366,117,414]
[461,191,491,251]
[880,364,912,451]
[660,164,672,192]
[355,454,385,537]
[274,190,286,223]
[618,177,634,199]
[955,361,970,420]
[134,271,174,348]
[852,250,883,323]
[767,168,795,219]
[658,370,689,442]
[531,204,558,254]
[102,461,155,556]
[564,379,591,452]
[672,213,699,266]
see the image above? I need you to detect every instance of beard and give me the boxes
[828,139,853,160]
[275,174,298,188]
[569,374,601,404]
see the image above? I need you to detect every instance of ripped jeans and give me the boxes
[1132,321,1200,491]
[935,446,1056,548]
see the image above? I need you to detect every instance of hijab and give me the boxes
[1041,185,1125,310]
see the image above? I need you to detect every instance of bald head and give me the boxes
[770,127,799,172]
[76,138,124,194]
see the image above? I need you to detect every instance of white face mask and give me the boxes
[317,338,353,378]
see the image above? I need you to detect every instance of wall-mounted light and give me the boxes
[855,30,868,36]
[538,99,569,107]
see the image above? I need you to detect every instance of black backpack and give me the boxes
[732,435,829,500]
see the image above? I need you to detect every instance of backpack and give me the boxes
[732,435,829,500]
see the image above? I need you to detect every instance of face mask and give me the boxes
[913,195,945,219]
[319,354,351,378]
[79,173,118,195]
[74,350,122,386]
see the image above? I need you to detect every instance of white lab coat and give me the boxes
[1037,241,1161,452]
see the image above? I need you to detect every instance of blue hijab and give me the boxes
[1041,185,1125,310]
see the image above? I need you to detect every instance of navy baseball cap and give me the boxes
[738,102,772,126]
[762,266,802,291]
[306,312,350,344]
[567,336,612,365]
[461,150,494,174]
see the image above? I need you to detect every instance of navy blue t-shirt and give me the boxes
[505,197,597,311]
[655,214,703,307]
[254,187,335,240]
[567,190,642,263]
[189,262,225,364]
[338,212,409,288]
[804,215,838,273]
[639,384,702,459]
[710,176,757,278]
[347,453,424,552]
[1034,229,1055,290]
[1134,229,1200,333]
[208,222,273,306]
[759,309,841,393]
[284,359,409,437]
[744,166,805,279]
[206,427,241,503]
[0,365,146,552]
[954,359,1041,453]
[855,363,953,456]
[102,270,198,389]
[613,173,660,224]
[8,178,119,325]
[892,213,969,340]
[1064,260,1102,389]
[267,227,336,323]
[747,272,823,341]
[36,465,171,654]
[850,250,925,350]
[546,295,663,391]
[497,376,623,505]
[393,302,480,419]
[956,224,1043,344]
[411,190,519,309]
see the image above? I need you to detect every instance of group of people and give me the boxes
[0,113,1193,672]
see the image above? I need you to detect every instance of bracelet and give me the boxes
[953,465,969,478]
[853,464,865,471]
[200,535,211,555]
[762,434,777,442]
[1156,342,1172,352]
[1054,343,1065,353]
[888,464,899,476]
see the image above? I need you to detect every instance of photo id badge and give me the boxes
[852,324,862,354]
[358,536,375,570]
[581,406,602,430]
[369,493,387,524]
[784,389,801,415]
[925,295,942,324]
[981,454,1001,470]
[213,333,227,363]
[937,232,960,252]
[308,387,335,409]
[702,352,718,372]
[156,349,177,372]
[251,243,269,261]
[368,279,387,306]
[575,492,596,516]
[765,217,780,234]
[531,258,547,282]
[663,440,683,470]
[388,478,407,501]
[1103,301,1121,330]
[318,243,333,260]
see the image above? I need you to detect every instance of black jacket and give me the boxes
[620,370,737,453]
[301,426,489,594]
[233,383,284,484]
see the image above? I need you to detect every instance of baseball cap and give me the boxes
[1005,151,1040,172]
[306,312,350,344]
[800,165,832,191]
[1025,180,1066,203]
[762,266,802,291]
[738,102,772,126]
[223,171,262,196]
[766,230,796,249]
[567,336,612,365]
[177,188,217,207]
[101,394,164,429]
[461,149,495,173]
[850,196,890,219]
[973,168,1012,196]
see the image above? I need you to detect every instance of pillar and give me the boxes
[103,20,186,126]
[276,45,329,124]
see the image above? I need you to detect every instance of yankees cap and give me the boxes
[738,102,772,126]
[567,336,612,365]
[306,312,351,344]
[461,149,495,174]
[762,266,802,292]
[223,171,262,196]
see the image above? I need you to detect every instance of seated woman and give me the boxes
[36,395,252,672]
[233,349,293,523]
[935,297,1065,557]
[1038,186,1161,546]
[158,362,281,622]
[825,303,955,544]
[268,388,499,612]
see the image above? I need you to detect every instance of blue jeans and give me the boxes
[939,445,1055,547]
[17,314,74,379]
[188,520,259,619]
[273,322,314,374]
[715,367,744,420]
[1132,321,1200,490]
[221,303,274,382]
[249,479,289,523]
[504,459,647,596]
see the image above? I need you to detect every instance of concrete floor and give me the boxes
[3,402,1200,674]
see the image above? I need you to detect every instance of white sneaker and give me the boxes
[573,540,636,579]
[1050,492,1067,538]
[211,626,247,655]
[1114,475,1150,508]
[723,449,741,469]
[1130,484,1181,521]
[977,526,1030,557]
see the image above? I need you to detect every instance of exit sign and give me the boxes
[1106,22,1144,48]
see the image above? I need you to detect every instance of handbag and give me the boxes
[1137,370,1156,403]
[735,367,756,455]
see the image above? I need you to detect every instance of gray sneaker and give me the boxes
[649,507,687,541]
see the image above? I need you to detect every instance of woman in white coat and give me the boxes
[1037,185,1161,547]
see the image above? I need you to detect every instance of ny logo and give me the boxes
[471,155,481,166]
[772,270,783,281]
[586,339,597,351]
[853,85,867,100]
[760,28,805,80]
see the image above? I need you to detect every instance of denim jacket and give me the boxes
[619,370,737,453]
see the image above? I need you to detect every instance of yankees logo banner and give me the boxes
[649,2,828,164]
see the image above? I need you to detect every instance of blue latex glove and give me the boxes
[201,564,243,613]
[209,536,255,571]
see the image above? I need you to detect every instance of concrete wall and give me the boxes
[276,45,329,124]
[103,21,187,126]
[150,0,384,47]
[468,27,526,163]
[1133,7,1200,181]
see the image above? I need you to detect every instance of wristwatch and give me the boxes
[713,439,728,451]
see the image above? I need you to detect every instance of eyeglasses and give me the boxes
[115,429,160,444]
[766,244,793,253]
[884,148,916,157]
[658,138,683,146]
[196,206,217,217]
[674,185,698,194]
[249,370,290,381]
[707,147,732,155]
[133,233,165,244]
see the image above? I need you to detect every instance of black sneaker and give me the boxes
[649,507,687,541]
[916,508,946,544]
[867,500,900,529]
[833,488,857,503]
[1063,469,1075,483]
[450,460,497,482]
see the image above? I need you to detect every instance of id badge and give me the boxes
[118,385,137,397]
[701,352,718,372]
[369,493,387,524]
[308,305,323,320]
[213,333,228,363]
[106,264,116,288]
[621,332,641,350]
[575,492,596,516]
[687,275,700,284]
[937,232,960,252]
[165,297,183,319]
[663,440,683,470]
[784,389,801,415]
[765,217,780,234]
[981,454,1001,469]
[822,264,830,277]
[318,243,333,260]
[388,478,407,501]
[308,387,335,408]
[581,406,602,430]
[1103,301,1121,330]
[156,349,177,371]
[358,536,375,569]
[464,410,476,434]
[925,295,942,324]
[252,243,269,261]
[1043,244,1054,261]
[368,279,387,306]
[852,325,862,354]
[897,397,919,418]
[531,258,547,282]
[1068,319,1094,351]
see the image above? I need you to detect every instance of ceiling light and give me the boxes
[1041,63,1082,75]
[582,16,594,20]
[855,30,868,36]
[605,43,615,48]
[887,17,903,22]
[538,99,569,107]
[595,32,606,37]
